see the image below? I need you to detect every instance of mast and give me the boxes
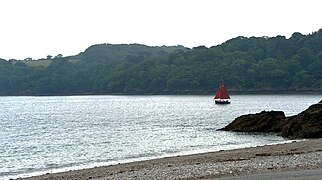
[220,81,230,99]
[214,81,230,99]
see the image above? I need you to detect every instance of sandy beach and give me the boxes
[16,138,322,180]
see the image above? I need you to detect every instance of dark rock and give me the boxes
[220,100,322,139]
[282,100,322,139]
[219,111,286,132]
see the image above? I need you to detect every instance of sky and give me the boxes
[1,0,322,60]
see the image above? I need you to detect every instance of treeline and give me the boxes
[1,30,322,95]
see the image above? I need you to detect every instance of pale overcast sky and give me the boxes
[1,0,322,60]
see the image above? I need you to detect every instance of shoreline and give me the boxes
[2,91,322,97]
[8,139,290,179]
[17,138,322,180]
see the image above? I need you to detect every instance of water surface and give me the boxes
[0,95,320,179]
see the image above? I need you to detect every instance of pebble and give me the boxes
[95,151,322,179]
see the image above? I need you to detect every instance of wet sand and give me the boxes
[18,138,322,180]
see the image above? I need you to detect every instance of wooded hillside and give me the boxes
[1,29,322,95]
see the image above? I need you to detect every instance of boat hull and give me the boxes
[215,100,230,104]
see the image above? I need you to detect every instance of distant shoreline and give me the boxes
[18,138,322,180]
[1,91,322,97]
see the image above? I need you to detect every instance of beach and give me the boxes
[17,138,322,180]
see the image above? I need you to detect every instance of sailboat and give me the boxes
[214,81,231,104]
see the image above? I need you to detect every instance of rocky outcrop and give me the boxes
[282,100,322,139]
[220,100,322,139]
[219,111,286,132]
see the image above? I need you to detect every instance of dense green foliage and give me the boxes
[1,30,322,96]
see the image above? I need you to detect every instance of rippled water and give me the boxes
[0,95,321,179]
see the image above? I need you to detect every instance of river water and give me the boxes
[0,95,321,179]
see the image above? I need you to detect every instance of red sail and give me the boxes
[214,81,230,99]
[220,82,230,99]
[214,87,221,99]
